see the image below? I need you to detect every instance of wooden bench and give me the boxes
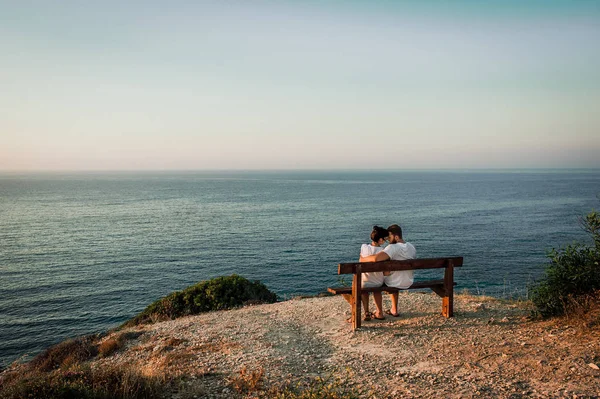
[327,257,463,330]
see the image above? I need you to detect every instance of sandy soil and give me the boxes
[88,292,600,398]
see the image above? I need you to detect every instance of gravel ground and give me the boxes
[93,292,599,398]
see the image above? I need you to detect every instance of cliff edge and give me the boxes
[2,292,599,398]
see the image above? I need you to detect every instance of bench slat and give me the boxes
[338,256,463,274]
[327,279,454,295]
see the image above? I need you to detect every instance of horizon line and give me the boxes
[1,167,600,174]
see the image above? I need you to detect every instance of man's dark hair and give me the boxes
[387,224,403,239]
[371,225,388,242]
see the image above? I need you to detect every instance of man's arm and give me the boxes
[359,252,390,263]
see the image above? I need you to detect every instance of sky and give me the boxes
[1,0,599,171]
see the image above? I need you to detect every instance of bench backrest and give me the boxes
[338,256,463,275]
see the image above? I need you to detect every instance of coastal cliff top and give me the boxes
[80,292,600,398]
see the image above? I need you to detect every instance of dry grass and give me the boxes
[0,330,165,399]
[227,366,265,394]
[0,364,167,399]
[268,375,363,399]
[27,335,99,372]
[558,290,600,331]
[457,290,504,303]
[98,331,144,358]
[98,339,121,358]
[157,352,196,369]
[163,337,186,347]
[196,339,241,354]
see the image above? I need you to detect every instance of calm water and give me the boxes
[1,170,599,367]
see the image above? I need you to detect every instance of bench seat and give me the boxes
[328,279,457,294]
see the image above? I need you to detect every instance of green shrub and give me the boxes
[529,208,600,317]
[123,275,277,327]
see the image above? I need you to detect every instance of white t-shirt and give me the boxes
[382,242,416,289]
[360,244,384,288]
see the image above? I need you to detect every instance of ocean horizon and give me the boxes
[1,169,599,367]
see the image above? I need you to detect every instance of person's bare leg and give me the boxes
[389,292,399,316]
[342,293,352,305]
[361,293,371,320]
[372,292,384,318]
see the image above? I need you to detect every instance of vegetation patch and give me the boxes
[529,207,600,318]
[28,335,99,373]
[122,274,278,327]
[227,366,265,394]
[163,337,186,348]
[0,364,167,399]
[226,368,362,399]
[98,331,143,358]
[270,374,363,399]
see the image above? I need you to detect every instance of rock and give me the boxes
[589,363,600,370]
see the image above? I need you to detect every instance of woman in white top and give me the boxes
[344,226,387,321]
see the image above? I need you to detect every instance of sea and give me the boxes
[1,170,599,368]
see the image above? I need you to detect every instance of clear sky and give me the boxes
[1,0,599,170]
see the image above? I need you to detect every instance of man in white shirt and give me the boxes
[359,224,416,317]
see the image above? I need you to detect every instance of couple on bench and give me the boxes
[344,224,416,321]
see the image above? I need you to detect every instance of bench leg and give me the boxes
[352,272,362,330]
[442,262,454,317]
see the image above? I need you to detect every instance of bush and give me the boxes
[123,275,277,327]
[529,208,600,317]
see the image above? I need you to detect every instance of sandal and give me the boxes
[363,312,373,321]
[372,312,385,320]
[385,310,400,317]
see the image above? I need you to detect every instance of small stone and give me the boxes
[588,363,600,370]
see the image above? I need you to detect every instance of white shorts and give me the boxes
[361,272,384,288]
[383,270,414,289]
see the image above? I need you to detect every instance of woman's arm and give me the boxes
[360,252,391,263]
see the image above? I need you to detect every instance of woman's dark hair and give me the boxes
[371,225,388,242]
